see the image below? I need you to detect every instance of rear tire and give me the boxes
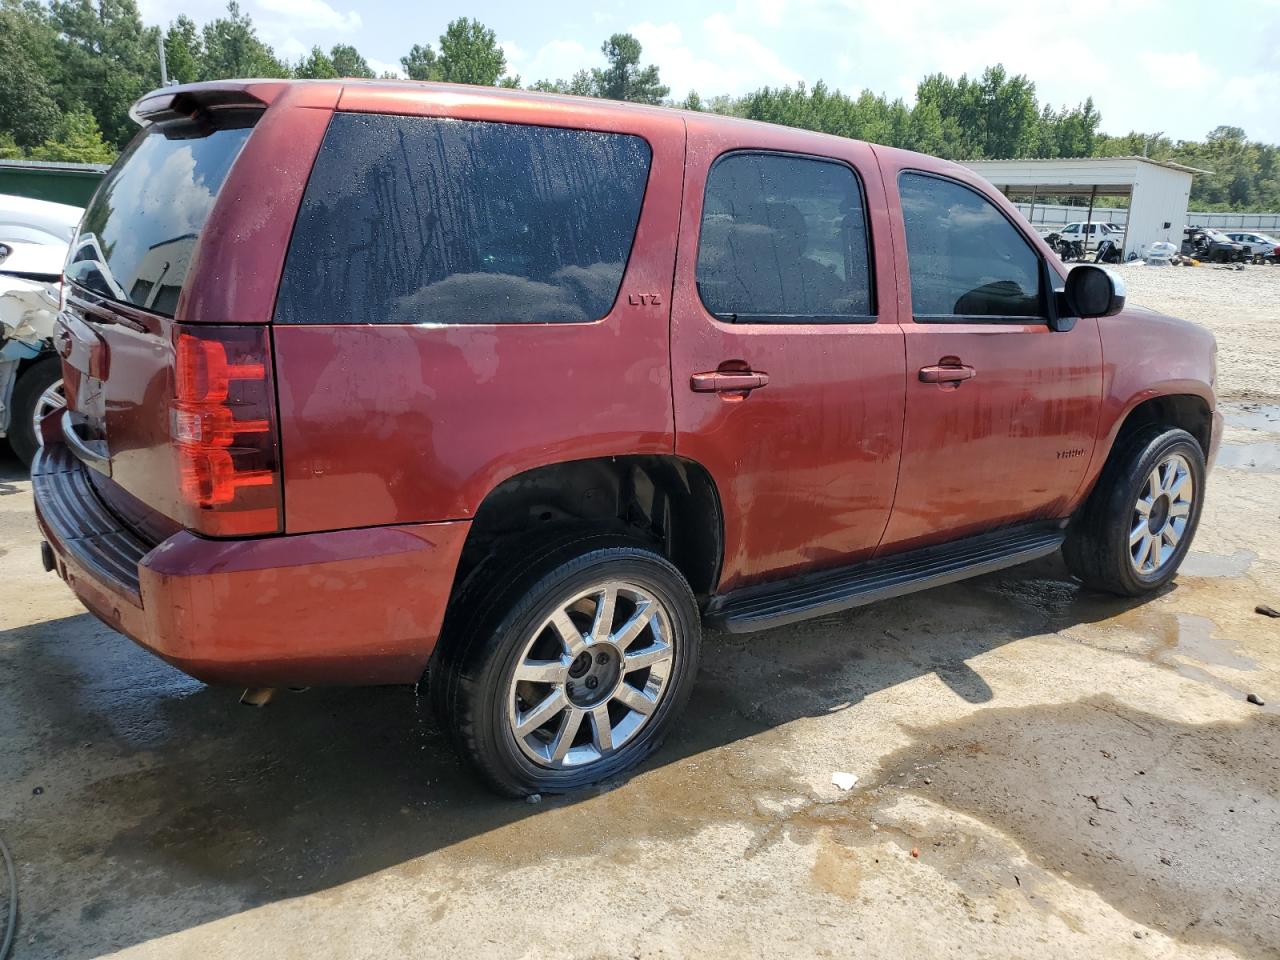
[429,528,701,797]
[1063,426,1205,596]
[8,357,63,467]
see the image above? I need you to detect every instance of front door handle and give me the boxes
[919,362,976,384]
[690,370,770,393]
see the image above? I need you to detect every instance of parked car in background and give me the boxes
[1182,227,1247,263]
[0,193,81,246]
[1047,221,1125,252]
[1224,231,1280,262]
[36,80,1220,797]
[1,194,78,463]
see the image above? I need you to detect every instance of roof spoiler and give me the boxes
[130,82,285,127]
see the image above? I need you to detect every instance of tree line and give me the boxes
[2,0,1277,212]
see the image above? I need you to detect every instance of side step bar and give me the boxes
[706,523,1067,634]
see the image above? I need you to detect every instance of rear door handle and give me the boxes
[918,363,976,384]
[690,370,770,393]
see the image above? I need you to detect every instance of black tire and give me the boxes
[1063,426,1205,596]
[8,356,63,467]
[429,528,701,797]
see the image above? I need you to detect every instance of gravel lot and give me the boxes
[1115,261,1280,403]
[1,266,1278,959]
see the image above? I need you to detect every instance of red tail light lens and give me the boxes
[172,326,281,536]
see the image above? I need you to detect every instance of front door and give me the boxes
[671,119,906,592]
[877,164,1103,552]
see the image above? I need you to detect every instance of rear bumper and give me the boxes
[33,441,470,687]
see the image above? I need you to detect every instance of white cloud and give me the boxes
[273,36,309,62]
[510,39,591,84]
[366,57,404,79]
[629,16,801,98]
[254,0,361,32]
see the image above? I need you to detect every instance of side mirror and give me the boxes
[1062,264,1125,318]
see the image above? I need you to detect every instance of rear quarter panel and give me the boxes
[271,90,686,532]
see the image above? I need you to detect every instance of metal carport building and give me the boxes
[961,156,1208,259]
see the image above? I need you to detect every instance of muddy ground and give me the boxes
[1,266,1279,959]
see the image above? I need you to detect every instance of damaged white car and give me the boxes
[1,194,81,465]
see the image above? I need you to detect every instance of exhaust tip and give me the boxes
[40,541,55,573]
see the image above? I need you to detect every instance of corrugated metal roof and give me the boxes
[967,156,1212,176]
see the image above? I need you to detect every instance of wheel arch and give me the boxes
[1111,392,1213,458]
[1076,389,1213,510]
[452,454,725,606]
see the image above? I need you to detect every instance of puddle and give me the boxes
[1180,548,1256,578]
[1222,402,1280,434]
[1159,613,1256,673]
[1215,439,1280,472]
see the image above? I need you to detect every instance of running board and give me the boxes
[706,523,1067,634]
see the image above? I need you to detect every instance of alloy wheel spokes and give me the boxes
[508,580,676,769]
[1130,454,1194,575]
[32,380,66,447]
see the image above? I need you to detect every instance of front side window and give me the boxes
[695,152,873,323]
[275,114,652,325]
[899,172,1043,321]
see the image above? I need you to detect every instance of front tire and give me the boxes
[430,530,701,797]
[1063,426,1205,596]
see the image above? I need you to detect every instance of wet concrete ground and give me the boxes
[1,404,1279,959]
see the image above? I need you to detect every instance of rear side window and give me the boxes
[66,115,255,316]
[899,172,1043,321]
[696,152,873,322]
[275,114,652,326]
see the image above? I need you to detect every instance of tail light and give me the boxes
[171,325,281,536]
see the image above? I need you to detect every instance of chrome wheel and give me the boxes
[507,581,676,769]
[1129,453,1193,575]
[32,378,65,447]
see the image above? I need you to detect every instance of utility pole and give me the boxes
[158,33,169,86]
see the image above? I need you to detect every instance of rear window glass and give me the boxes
[66,115,255,316]
[275,114,652,326]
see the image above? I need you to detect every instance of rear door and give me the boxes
[670,118,905,591]
[877,163,1102,552]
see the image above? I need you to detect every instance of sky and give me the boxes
[140,0,1280,143]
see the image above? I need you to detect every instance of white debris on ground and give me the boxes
[831,771,859,790]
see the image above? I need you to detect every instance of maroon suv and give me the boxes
[36,80,1219,795]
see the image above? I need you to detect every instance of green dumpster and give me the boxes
[0,159,110,207]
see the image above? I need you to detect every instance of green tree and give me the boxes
[50,0,161,148]
[28,108,116,162]
[294,45,337,79]
[681,90,704,111]
[530,69,593,96]
[592,33,668,103]
[200,2,290,81]
[436,17,507,85]
[329,42,374,79]
[0,0,63,147]
[400,42,438,81]
[163,15,203,84]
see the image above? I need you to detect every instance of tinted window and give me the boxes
[66,115,255,316]
[696,152,873,322]
[899,173,1043,320]
[275,114,651,326]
